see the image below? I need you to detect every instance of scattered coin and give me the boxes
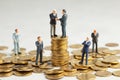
[112,70,120,77]
[69,44,83,49]
[105,43,119,47]
[95,71,112,77]
[77,73,96,80]
[95,60,111,67]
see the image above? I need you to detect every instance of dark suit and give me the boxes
[91,32,99,53]
[49,13,57,37]
[35,41,43,65]
[80,41,91,65]
[59,13,67,37]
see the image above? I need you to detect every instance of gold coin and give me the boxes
[78,69,93,73]
[0,71,13,77]
[20,48,26,52]
[102,55,119,65]
[110,63,120,69]
[90,65,107,71]
[33,67,43,73]
[0,46,8,50]
[44,45,51,50]
[14,71,32,76]
[45,73,64,80]
[112,70,120,77]
[2,57,13,63]
[0,63,14,68]
[69,44,83,49]
[0,67,13,72]
[28,50,36,55]
[105,43,119,47]
[19,55,34,61]
[74,63,89,70]
[98,47,109,52]
[95,60,111,67]
[103,50,117,55]
[12,59,28,65]
[0,59,3,64]
[45,69,63,75]
[16,66,33,72]
[0,53,7,58]
[95,71,112,77]
[39,63,52,69]
[77,73,96,80]
[64,70,77,77]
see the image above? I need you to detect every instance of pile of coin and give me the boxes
[51,36,69,66]
[0,62,14,77]
[14,65,33,76]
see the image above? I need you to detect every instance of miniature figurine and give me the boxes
[35,36,44,65]
[58,9,67,38]
[91,29,99,53]
[12,29,21,55]
[79,37,91,65]
[49,9,58,38]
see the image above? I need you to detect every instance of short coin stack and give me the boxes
[0,62,14,77]
[51,36,69,66]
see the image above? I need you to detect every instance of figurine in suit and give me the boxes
[79,37,91,65]
[49,9,57,38]
[91,30,99,53]
[59,9,67,38]
[35,36,44,65]
[12,29,20,55]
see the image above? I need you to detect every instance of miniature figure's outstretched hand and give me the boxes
[55,18,59,21]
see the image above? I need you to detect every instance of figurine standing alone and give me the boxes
[12,29,20,55]
[35,36,44,65]
[91,29,99,53]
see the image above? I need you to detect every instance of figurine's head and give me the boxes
[52,9,56,14]
[93,29,96,33]
[37,36,42,41]
[62,9,66,14]
[15,29,19,33]
[86,37,89,41]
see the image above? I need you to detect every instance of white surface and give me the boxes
[0,0,120,80]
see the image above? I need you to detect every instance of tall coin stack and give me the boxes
[51,36,69,66]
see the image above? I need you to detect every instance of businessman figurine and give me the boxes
[49,9,57,38]
[79,37,91,65]
[35,36,44,65]
[12,29,21,55]
[91,29,99,53]
[59,9,67,38]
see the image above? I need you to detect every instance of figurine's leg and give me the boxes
[86,53,88,65]
[40,50,43,64]
[35,51,39,65]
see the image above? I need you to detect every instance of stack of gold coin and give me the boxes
[14,65,33,76]
[0,63,14,77]
[51,36,69,66]
[51,37,68,50]
[44,69,64,80]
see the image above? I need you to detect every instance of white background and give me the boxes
[0,0,120,80]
